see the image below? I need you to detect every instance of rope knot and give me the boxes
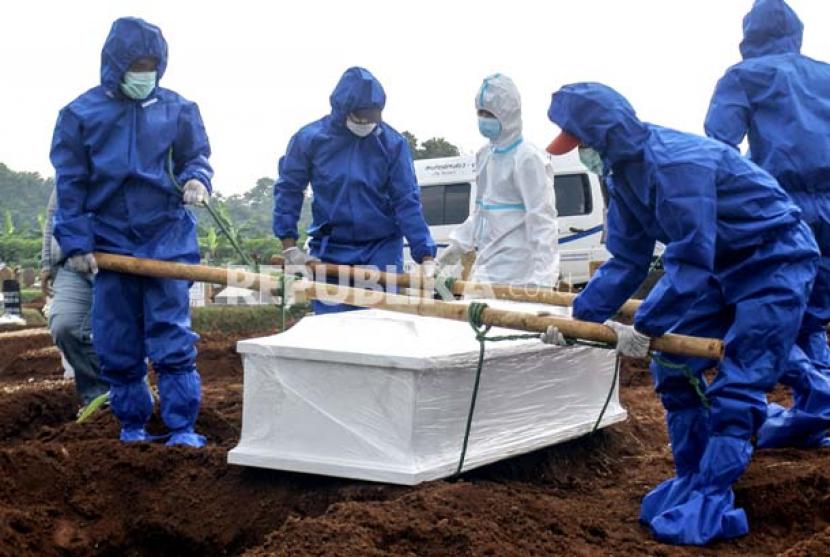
[467,301,492,340]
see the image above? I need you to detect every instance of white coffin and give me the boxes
[227,301,626,485]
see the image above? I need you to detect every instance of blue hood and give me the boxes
[740,0,803,59]
[329,67,386,125]
[100,17,168,93]
[548,82,649,164]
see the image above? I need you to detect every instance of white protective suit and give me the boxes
[450,74,559,286]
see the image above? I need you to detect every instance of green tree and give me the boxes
[401,132,461,160]
[418,137,460,159]
[402,131,419,156]
[37,212,46,236]
[0,163,53,233]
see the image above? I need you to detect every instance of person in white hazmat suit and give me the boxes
[436,74,559,286]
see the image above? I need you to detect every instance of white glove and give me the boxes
[421,259,437,280]
[42,297,53,320]
[541,325,570,346]
[65,253,98,275]
[604,320,651,358]
[182,180,208,205]
[436,242,465,269]
[282,246,316,266]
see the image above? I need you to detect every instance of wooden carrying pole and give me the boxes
[293,281,723,360]
[93,253,721,359]
[270,257,642,319]
[94,253,283,295]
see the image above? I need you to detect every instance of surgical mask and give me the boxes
[478,116,502,140]
[579,146,605,175]
[120,71,157,100]
[346,119,377,138]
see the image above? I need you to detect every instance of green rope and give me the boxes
[591,355,621,433]
[167,150,257,270]
[455,302,543,475]
[76,391,110,424]
[454,303,631,474]
[279,272,287,332]
[652,354,711,409]
[441,276,458,300]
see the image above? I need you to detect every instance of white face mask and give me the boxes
[578,146,605,175]
[346,119,377,138]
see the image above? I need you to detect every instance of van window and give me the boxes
[554,173,593,217]
[420,183,472,226]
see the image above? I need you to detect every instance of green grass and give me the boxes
[23,308,46,326]
[191,304,308,335]
[21,289,41,304]
[3,302,307,335]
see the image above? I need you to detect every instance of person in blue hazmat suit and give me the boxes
[436,74,559,287]
[705,0,830,449]
[50,17,212,447]
[545,82,819,545]
[273,67,436,314]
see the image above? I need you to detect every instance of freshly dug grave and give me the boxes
[0,330,828,557]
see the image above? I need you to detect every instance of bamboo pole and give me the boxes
[270,256,642,318]
[94,253,283,296]
[93,253,722,359]
[293,281,723,360]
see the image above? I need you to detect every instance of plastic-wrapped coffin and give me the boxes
[227,300,626,485]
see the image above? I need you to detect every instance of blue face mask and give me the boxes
[578,146,605,176]
[478,116,502,140]
[120,71,157,100]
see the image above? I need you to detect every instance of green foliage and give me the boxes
[21,289,42,304]
[0,237,41,267]
[195,177,311,265]
[0,163,53,236]
[418,137,461,159]
[402,132,461,160]
[203,227,218,261]
[402,131,419,156]
[3,210,15,237]
[189,304,307,335]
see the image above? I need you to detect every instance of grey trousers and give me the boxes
[49,266,108,405]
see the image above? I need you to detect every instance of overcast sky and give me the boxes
[3,0,829,195]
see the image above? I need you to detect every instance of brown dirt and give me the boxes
[0,333,828,556]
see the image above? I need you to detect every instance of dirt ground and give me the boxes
[0,331,829,556]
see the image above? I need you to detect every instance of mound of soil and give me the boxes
[0,329,828,556]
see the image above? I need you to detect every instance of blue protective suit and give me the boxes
[50,17,212,447]
[549,82,819,545]
[273,67,436,314]
[705,0,830,448]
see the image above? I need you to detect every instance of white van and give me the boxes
[413,154,610,286]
